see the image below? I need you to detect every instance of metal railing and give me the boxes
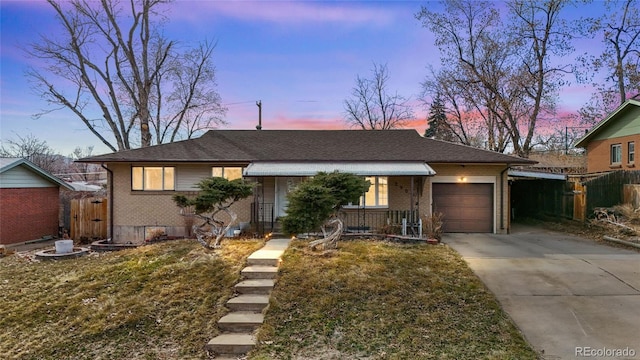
[341,209,421,235]
[251,202,275,236]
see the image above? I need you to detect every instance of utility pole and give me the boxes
[256,100,262,130]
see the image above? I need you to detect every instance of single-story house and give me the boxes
[575,97,640,174]
[78,129,535,243]
[0,157,73,246]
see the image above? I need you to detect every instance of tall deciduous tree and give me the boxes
[417,0,571,157]
[344,63,414,130]
[577,0,640,125]
[28,0,226,152]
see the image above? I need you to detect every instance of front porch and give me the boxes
[250,201,423,237]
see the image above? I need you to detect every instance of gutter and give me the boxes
[500,165,510,232]
[101,163,114,242]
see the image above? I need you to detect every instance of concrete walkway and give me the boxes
[207,238,291,358]
[444,226,640,359]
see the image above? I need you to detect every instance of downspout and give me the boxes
[101,163,114,242]
[500,165,510,233]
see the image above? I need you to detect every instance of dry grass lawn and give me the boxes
[0,239,263,360]
[2,238,538,360]
[251,240,538,360]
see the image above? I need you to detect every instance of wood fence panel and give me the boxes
[623,184,640,208]
[573,182,586,221]
[71,197,107,240]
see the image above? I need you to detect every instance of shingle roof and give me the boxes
[79,129,535,165]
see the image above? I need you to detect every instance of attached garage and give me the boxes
[432,183,493,233]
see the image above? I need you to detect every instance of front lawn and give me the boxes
[0,239,263,360]
[2,238,538,360]
[252,240,538,359]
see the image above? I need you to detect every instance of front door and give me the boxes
[276,177,302,218]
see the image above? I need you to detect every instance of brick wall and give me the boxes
[387,176,429,211]
[110,163,253,242]
[0,187,60,245]
[586,135,640,173]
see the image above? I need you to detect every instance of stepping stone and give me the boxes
[246,253,281,267]
[241,265,278,279]
[246,238,290,266]
[235,279,275,294]
[206,333,255,355]
[218,312,264,332]
[227,294,270,312]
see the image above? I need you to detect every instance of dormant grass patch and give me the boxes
[0,239,263,360]
[252,240,537,360]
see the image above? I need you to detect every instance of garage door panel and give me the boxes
[433,183,493,233]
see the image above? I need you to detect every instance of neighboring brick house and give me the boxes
[575,98,640,173]
[78,129,535,243]
[0,158,73,246]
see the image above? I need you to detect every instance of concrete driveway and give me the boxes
[444,225,640,360]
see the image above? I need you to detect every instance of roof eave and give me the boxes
[575,99,640,147]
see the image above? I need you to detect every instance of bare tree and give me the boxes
[68,146,105,182]
[0,134,65,174]
[577,0,640,125]
[417,0,571,157]
[422,65,512,152]
[422,69,492,148]
[27,0,226,152]
[344,63,414,130]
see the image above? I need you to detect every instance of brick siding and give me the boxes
[586,135,640,173]
[0,187,60,245]
[107,162,510,240]
[110,163,253,242]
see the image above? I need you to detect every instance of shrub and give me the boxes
[281,172,370,236]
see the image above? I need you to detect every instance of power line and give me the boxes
[223,101,256,106]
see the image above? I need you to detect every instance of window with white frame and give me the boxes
[359,176,388,207]
[628,141,635,163]
[611,144,622,165]
[212,166,243,180]
[132,166,175,191]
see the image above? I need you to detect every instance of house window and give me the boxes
[212,166,243,180]
[611,144,622,165]
[132,167,175,191]
[359,176,388,207]
[628,142,635,163]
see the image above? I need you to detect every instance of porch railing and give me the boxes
[251,204,421,236]
[341,209,421,235]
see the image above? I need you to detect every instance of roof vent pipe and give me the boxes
[256,100,262,130]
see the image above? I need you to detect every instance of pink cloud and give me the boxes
[171,1,394,26]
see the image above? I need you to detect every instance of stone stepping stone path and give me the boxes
[206,238,290,358]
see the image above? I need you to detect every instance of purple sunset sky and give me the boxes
[1,0,602,155]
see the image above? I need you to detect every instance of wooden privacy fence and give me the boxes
[573,182,586,221]
[71,197,107,240]
[584,170,640,216]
